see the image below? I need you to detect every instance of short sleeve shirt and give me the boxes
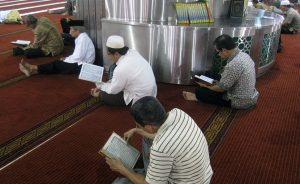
[218,49,259,109]
[145,108,213,184]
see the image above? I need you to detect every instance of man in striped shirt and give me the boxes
[106,96,213,184]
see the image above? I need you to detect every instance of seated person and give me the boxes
[106,96,213,184]
[19,20,95,76]
[253,0,271,10]
[280,0,300,34]
[48,0,76,15]
[13,15,64,58]
[183,34,259,109]
[0,10,22,24]
[90,35,157,106]
[252,0,283,14]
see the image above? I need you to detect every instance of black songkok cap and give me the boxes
[68,20,84,27]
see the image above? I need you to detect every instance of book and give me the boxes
[78,63,104,83]
[174,2,214,24]
[10,40,31,46]
[98,132,140,169]
[194,75,214,85]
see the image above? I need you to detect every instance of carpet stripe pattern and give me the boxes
[0,96,102,168]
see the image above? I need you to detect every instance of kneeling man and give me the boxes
[90,35,157,106]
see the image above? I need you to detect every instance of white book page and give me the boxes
[194,75,214,84]
[11,40,31,46]
[101,132,140,169]
[79,63,104,83]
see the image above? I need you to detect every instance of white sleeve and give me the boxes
[100,68,127,94]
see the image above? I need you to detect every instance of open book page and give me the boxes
[99,132,140,169]
[194,75,214,85]
[79,63,104,83]
[10,40,31,46]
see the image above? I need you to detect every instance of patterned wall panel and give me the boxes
[259,32,277,67]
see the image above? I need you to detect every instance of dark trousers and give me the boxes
[195,87,231,107]
[100,91,128,106]
[38,60,81,74]
[13,47,47,58]
[281,25,298,34]
[24,48,47,58]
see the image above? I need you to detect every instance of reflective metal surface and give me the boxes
[209,0,231,18]
[105,0,206,22]
[102,7,283,84]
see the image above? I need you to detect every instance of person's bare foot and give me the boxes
[21,59,33,71]
[182,91,198,101]
[19,63,30,77]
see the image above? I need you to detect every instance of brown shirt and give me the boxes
[25,17,64,56]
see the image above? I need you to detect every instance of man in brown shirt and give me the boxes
[13,15,64,58]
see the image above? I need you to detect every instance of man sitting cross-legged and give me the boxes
[19,20,95,76]
[183,34,259,109]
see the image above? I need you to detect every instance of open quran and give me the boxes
[79,63,104,83]
[10,40,31,46]
[98,132,140,169]
[194,75,214,85]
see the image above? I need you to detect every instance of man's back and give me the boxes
[219,50,259,109]
[146,108,213,184]
[113,49,157,104]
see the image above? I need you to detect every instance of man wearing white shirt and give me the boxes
[91,35,157,106]
[19,20,95,76]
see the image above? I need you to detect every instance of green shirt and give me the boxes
[25,17,64,56]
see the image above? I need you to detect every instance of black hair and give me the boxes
[107,46,129,55]
[26,15,38,26]
[130,96,167,127]
[213,34,237,51]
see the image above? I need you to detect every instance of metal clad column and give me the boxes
[76,0,106,65]
[75,0,84,19]
[88,0,97,44]
[95,0,106,66]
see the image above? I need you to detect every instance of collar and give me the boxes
[227,48,240,63]
[116,49,130,65]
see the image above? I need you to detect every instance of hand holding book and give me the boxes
[194,75,215,86]
[99,132,140,169]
